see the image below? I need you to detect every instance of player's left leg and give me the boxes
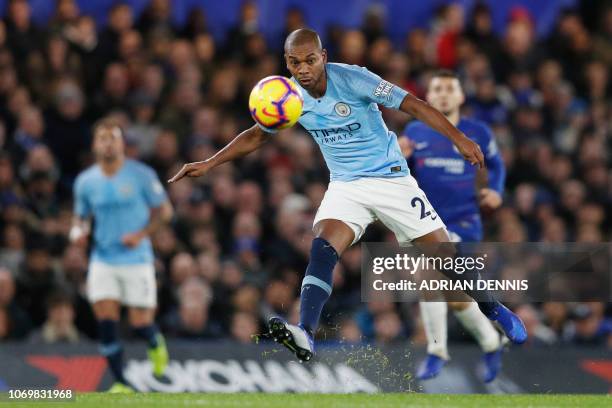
[416,301,449,380]
[121,264,168,378]
[268,218,354,362]
[369,175,526,344]
[412,228,527,344]
[448,301,505,382]
[128,308,168,378]
[92,299,132,392]
[87,261,132,392]
[267,180,374,361]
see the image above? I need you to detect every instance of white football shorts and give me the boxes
[313,175,446,245]
[87,261,157,308]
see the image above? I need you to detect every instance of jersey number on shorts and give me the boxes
[411,196,438,221]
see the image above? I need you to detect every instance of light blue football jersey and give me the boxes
[74,159,167,265]
[291,63,409,181]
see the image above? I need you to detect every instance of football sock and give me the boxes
[98,319,127,384]
[420,244,498,316]
[453,302,501,353]
[419,301,449,359]
[133,324,161,349]
[299,237,338,336]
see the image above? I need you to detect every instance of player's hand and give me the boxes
[167,161,211,183]
[71,234,89,247]
[455,136,484,168]
[398,137,415,158]
[479,188,502,211]
[121,231,146,248]
[69,224,89,247]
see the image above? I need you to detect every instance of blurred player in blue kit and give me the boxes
[401,70,507,382]
[71,120,173,392]
[169,29,527,363]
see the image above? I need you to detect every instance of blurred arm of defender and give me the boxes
[70,173,92,246]
[123,166,174,247]
[167,125,271,183]
[121,201,174,248]
[477,125,506,212]
[70,215,91,247]
[399,94,484,168]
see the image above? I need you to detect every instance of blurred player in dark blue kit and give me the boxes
[401,70,507,382]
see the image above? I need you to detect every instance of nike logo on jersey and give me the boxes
[414,142,429,150]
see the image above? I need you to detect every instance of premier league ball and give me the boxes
[249,76,303,132]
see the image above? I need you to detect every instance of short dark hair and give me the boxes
[92,117,124,138]
[284,28,322,52]
[428,69,462,91]
[430,69,460,81]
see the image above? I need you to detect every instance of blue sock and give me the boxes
[478,301,498,317]
[299,237,338,335]
[98,319,127,385]
[133,324,160,349]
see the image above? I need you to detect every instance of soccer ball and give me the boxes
[249,76,303,132]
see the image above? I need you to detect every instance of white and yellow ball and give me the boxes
[249,76,303,132]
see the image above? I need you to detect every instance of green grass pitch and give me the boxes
[12,393,611,408]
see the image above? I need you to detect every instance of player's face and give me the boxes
[93,126,125,162]
[426,77,464,116]
[285,44,327,90]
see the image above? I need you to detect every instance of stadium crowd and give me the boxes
[0,0,610,348]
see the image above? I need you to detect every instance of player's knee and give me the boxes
[128,308,154,327]
[313,219,354,255]
[93,300,121,320]
[438,241,457,260]
[422,242,457,261]
[448,301,471,311]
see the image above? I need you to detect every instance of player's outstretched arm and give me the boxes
[168,124,272,183]
[399,94,484,168]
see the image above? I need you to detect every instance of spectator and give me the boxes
[10,106,45,164]
[0,267,31,339]
[137,0,174,38]
[44,78,90,182]
[225,1,259,57]
[5,0,44,72]
[29,291,81,343]
[92,63,130,118]
[515,304,558,346]
[163,276,222,339]
[374,311,404,344]
[562,303,612,346]
[465,3,500,63]
[16,237,63,326]
[230,311,259,344]
[97,3,133,63]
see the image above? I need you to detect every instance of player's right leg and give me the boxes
[87,262,133,392]
[449,301,506,382]
[92,300,133,392]
[368,175,526,345]
[268,219,354,362]
[417,301,449,380]
[122,264,168,378]
[267,180,371,361]
[413,229,527,344]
